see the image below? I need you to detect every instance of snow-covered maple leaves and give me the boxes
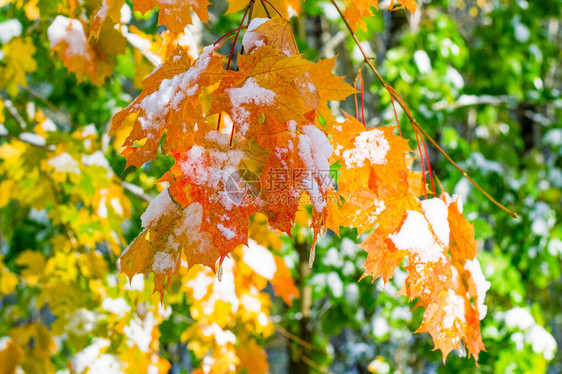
[47,15,126,85]
[330,114,490,360]
[112,43,224,168]
[45,0,420,85]
[111,17,490,363]
[113,17,352,289]
[387,197,489,360]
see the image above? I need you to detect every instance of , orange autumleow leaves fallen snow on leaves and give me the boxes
[112,16,490,363]
[88,0,415,35]
[48,16,126,85]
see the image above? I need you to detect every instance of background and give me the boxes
[0,0,560,372]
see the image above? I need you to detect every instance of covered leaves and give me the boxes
[113,17,489,364]
[116,18,354,284]
[47,16,126,84]
[111,44,224,168]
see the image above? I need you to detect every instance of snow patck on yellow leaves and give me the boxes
[329,113,418,285]
[120,188,220,296]
[48,15,125,85]
[361,195,487,361]
[328,112,487,361]
[240,18,355,129]
[163,138,260,263]
[330,113,412,235]
[111,43,224,169]
[243,17,300,56]
[209,20,330,132]
[209,45,317,137]
[85,0,298,37]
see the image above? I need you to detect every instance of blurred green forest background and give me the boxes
[0,0,560,373]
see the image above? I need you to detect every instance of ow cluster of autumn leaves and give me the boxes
[107,14,491,362]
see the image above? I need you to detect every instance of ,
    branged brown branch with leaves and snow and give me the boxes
[111,16,492,363]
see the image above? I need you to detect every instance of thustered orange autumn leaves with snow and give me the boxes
[110,18,491,362]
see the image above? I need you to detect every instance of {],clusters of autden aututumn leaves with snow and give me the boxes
[44,0,418,84]
[30,0,489,363]
[106,14,492,362]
